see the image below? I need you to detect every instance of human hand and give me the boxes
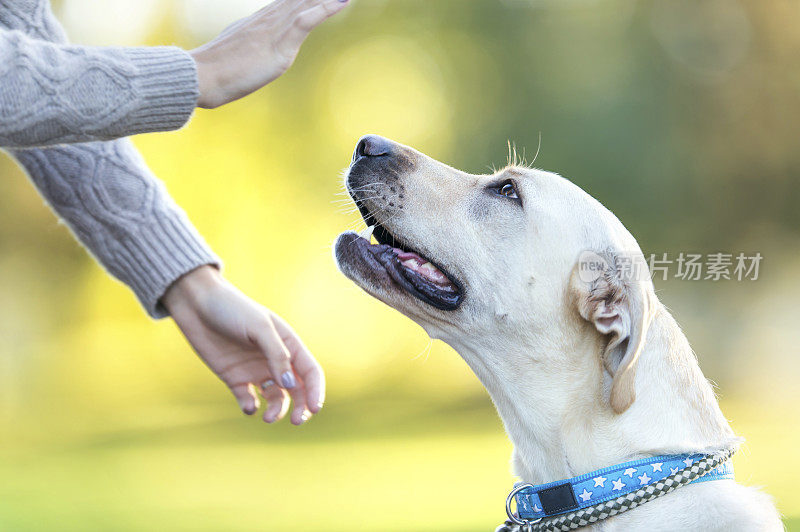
[190,0,350,109]
[162,266,324,425]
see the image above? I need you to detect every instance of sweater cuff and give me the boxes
[119,47,200,136]
[112,207,221,319]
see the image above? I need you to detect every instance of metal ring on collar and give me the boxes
[505,483,542,527]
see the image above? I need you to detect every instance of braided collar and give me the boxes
[503,448,736,532]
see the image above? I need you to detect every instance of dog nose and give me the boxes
[354,135,392,160]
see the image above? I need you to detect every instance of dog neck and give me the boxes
[445,303,736,485]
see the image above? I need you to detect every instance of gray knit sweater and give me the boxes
[0,0,220,318]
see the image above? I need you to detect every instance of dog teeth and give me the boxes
[359,225,375,242]
[420,262,449,283]
[398,256,454,288]
[419,262,438,274]
[401,258,423,269]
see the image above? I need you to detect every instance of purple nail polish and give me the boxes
[281,371,297,389]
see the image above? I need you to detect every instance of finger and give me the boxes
[292,0,349,36]
[272,315,325,413]
[231,383,260,415]
[298,355,325,414]
[259,381,290,423]
[262,359,312,424]
[288,380,311,425]
[250,318,297,393]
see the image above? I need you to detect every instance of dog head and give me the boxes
[335,135,655,413]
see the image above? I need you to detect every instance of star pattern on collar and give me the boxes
[612,478,625,491]
[651,462,663,472]
[593,476,606,488]
[623,467,637,477]
[683,458,694,467]
[638,472,652,485]
[578,488,592,502]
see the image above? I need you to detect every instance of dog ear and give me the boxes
[569,250,654,414]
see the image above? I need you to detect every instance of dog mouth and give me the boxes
[338,199,463,311]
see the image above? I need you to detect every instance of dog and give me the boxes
[334,135,783,531]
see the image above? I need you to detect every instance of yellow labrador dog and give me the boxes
[334,135,782,531]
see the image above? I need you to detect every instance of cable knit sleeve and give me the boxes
[12,142,221,317]
[0,28,199,148]
[0,0,221,318]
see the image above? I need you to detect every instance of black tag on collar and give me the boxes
[537,483,579,515]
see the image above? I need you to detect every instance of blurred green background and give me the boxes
[2,0,800,530]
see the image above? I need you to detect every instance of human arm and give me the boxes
[0,28,198,148]
[14,141,322,421]
[0,0,350,147]
[2,0,329,421]
[13,142,322,422]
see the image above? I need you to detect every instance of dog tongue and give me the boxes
[392,249,454,289]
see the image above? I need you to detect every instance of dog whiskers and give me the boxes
[413,339,434,362]
[502,136,542,170]
[531,131,542,165]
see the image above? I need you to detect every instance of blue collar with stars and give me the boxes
[514,453,734,521]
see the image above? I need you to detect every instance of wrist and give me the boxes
[189,49,221,109]
[162,265,223,314]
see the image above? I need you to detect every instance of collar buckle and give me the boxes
[505,483,542,527]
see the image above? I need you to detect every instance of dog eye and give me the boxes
[491,180,519,200]
[499,183,517,198]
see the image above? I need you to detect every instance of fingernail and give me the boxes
[338,0,348,3]
[281,371,297,389]
[243,406,256,416]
